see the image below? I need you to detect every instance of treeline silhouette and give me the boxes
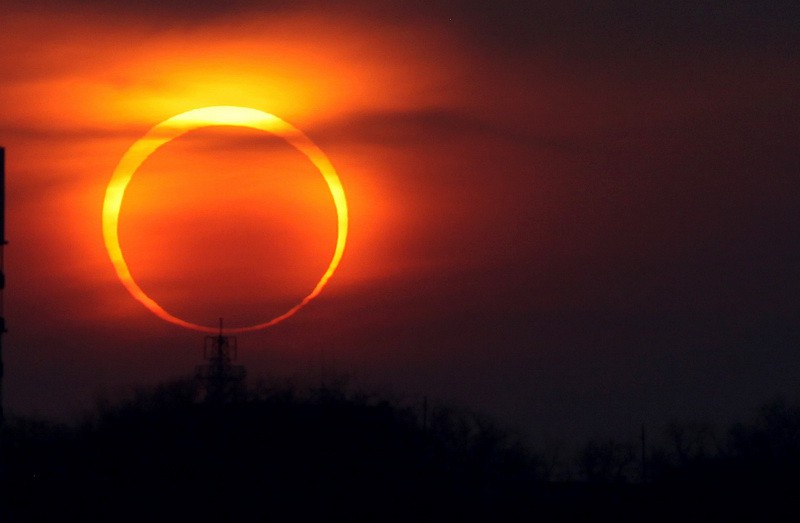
[1,378,800,521]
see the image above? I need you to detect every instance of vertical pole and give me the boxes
[641,423,647,483]
[0,147,6,429]
[211,319,225,404]
[422,395,428,438]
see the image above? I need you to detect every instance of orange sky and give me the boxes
[1,1,495,419]
[1,4,467,328]
[3,1,800,446]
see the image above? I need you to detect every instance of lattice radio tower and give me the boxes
[195,319,246,404]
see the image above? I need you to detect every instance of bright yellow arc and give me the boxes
[102,106,348,334]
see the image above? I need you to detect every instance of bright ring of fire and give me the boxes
[102,106,348,334]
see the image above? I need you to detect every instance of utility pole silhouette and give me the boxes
[195,319,246,404]
[0,147,7,428]
[641,424,647,483]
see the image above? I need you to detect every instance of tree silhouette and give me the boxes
[1,377,546,521]
[577,439,636,483]
[4,381,800,522]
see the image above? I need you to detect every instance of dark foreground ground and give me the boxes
[2,379,799,521]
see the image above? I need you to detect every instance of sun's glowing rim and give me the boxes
[102,106,348,334]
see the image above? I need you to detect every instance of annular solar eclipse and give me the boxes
[102,106,348,333]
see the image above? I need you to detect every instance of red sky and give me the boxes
[2,0,799,445]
